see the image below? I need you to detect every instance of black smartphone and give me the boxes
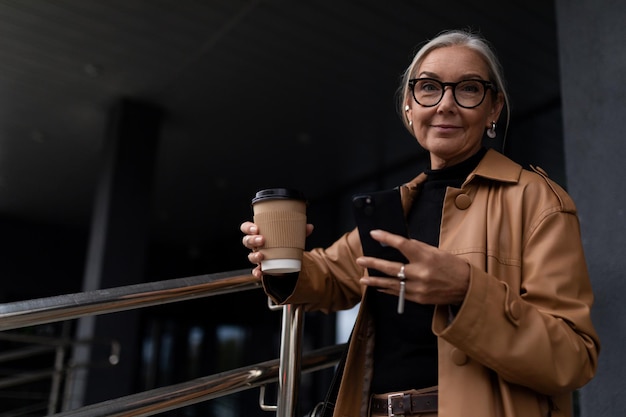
[352,187,409,277]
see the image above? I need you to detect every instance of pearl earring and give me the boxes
[487,121,497,139]
[405,105,410,112]
[405,105,412,126]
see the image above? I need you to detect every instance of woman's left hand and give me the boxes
[356,229,470,305]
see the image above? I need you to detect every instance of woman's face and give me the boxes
[405,45,503,169]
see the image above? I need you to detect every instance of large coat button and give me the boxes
[455,194,472,210]
[451,348,469,366]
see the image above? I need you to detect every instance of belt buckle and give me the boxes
[387,393,405,417]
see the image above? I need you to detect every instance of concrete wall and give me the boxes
[556,1,626,416]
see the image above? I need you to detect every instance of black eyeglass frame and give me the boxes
[408,78,497,109]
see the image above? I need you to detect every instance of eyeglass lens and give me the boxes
[412,79,488,108]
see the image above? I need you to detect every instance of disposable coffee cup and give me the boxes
[251,188,307,274]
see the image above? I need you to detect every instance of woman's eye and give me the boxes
[420,82,440,92]
[459,82,481,93]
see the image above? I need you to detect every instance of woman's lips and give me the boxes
[432,124,460,132]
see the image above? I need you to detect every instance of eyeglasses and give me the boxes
[408,78,496,109]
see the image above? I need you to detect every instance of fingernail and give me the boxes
[254,236,263,244]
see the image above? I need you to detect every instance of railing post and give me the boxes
[276,303,305,417]
[48,321,72,414]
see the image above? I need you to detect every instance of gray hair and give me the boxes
[397,29,510,136]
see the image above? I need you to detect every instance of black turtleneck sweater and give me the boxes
[369,147,487,394]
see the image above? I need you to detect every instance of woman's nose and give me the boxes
[437,87,457,110]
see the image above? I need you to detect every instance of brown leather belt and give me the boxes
[369,390,438,416]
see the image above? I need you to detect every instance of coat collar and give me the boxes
[399,149,522,214]
[466,148,522,185]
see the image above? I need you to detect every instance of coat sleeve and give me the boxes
[262,228,365,314]
[433,192,600,395]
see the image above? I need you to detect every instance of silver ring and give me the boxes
[397,264,406,280]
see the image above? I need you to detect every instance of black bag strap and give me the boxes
[311,329,352,417]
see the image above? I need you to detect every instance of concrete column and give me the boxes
[555,2,626,416]
[64,98,163,409]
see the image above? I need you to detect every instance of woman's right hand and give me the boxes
[240,221,265,278]
[240,221,314,279]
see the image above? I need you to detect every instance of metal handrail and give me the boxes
[276,304,304,417]
[0,269,259,331]
[49,343,345,417]
[0,268,332,416]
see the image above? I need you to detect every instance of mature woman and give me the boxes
[241,29,599,417]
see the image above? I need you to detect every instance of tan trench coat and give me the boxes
[263,149,600,417]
